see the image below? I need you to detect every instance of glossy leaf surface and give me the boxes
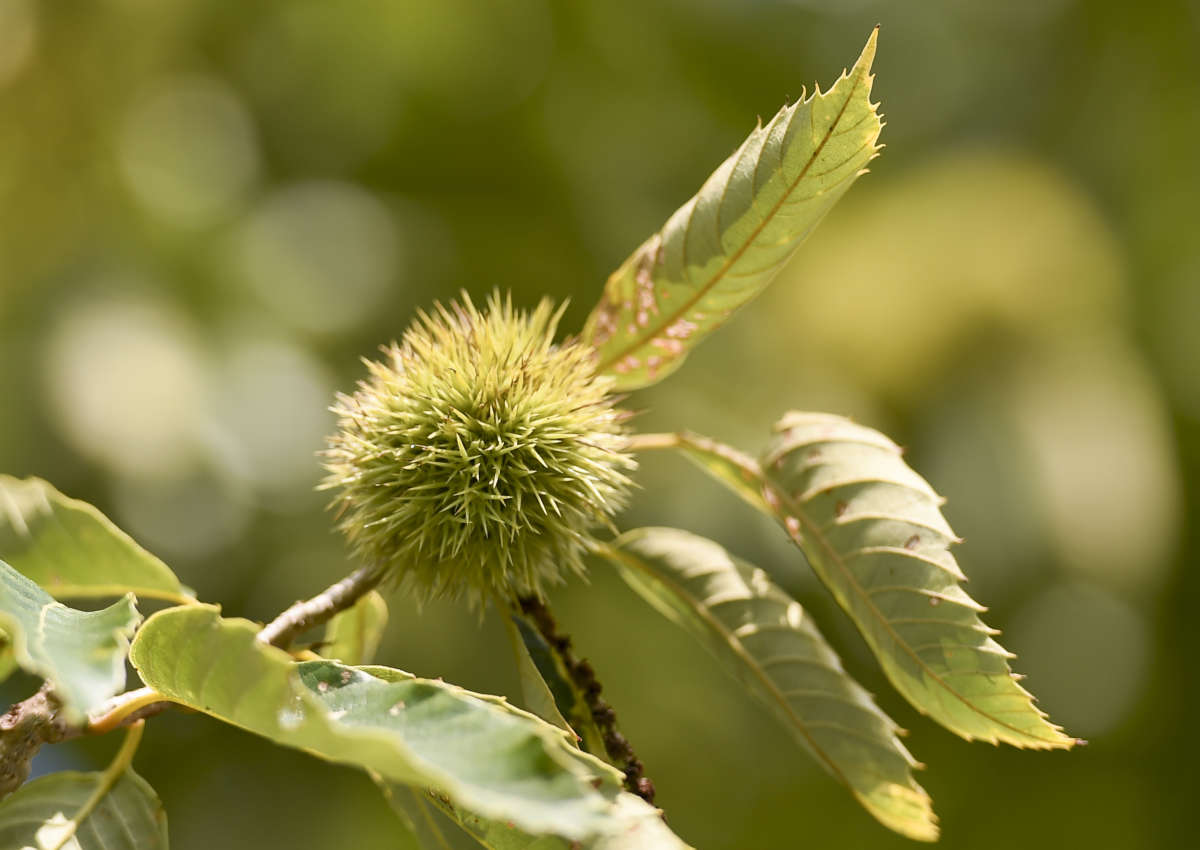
[130,605,649,842]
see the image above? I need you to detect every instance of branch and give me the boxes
[0,685,76,800]
[256,563,384,649]
[516,595,657,805]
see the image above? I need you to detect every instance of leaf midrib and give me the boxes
[768,479,1064,747]
[603,542,907,819]
[595,66,870,375]
[672,433,1065,746]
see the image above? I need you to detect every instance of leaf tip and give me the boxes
[859,26,880,72]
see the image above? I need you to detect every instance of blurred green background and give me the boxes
[1,0,1197,847]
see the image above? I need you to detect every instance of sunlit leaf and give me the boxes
[0,476,190,605]
[322,590,388,664]
[0,560,139,722]
[601,527,936,841]
[129,605,664,842]
[0,770,168,850]
[758,413,1075,748]
[583,30,883,390]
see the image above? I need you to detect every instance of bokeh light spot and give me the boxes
[1007,333,1181,592]
[765,150,1125,396]
[111,468,250,563]
[44,292,210,478]
[0,0,36,88]
[118,74,260,226]
[233,181,399,334]
[212,336,335,504]
[1007,581,1150,738]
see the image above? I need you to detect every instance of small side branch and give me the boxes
[516,595,657,805]
[0,685,75,800]
[257,564,384,649]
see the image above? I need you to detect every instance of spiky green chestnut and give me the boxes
[324,292,635,607]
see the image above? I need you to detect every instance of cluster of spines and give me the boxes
[324,292,634,607]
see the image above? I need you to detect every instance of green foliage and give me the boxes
[762,413,1073,748]
[0,476,189,604]
[434,788,690,850]
[0,561,139,722]
[507,610,609,758]
[0,30,1076,850]
[379,779,689,850]
[601,527,936,841]
[322,590,389,665]
[583,29,882,391]
[660,417,1074,750]
[0,770,167,850]
[129,605,687,844]
[324,292,634,607]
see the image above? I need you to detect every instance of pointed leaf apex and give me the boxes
[859,26,880,72]
[584,35,885,390]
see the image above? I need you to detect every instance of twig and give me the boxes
[516,595,657,805]
[256,563,383,649]
[0,685,75,800]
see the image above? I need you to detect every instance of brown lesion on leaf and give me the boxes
[632,236,663,330]
[586,235,663,353]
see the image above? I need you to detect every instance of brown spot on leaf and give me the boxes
[664,317,698,339]
[649,336,684,355]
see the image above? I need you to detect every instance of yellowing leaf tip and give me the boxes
[861,26,880,71]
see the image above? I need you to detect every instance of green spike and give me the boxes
[324,291,636,608]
